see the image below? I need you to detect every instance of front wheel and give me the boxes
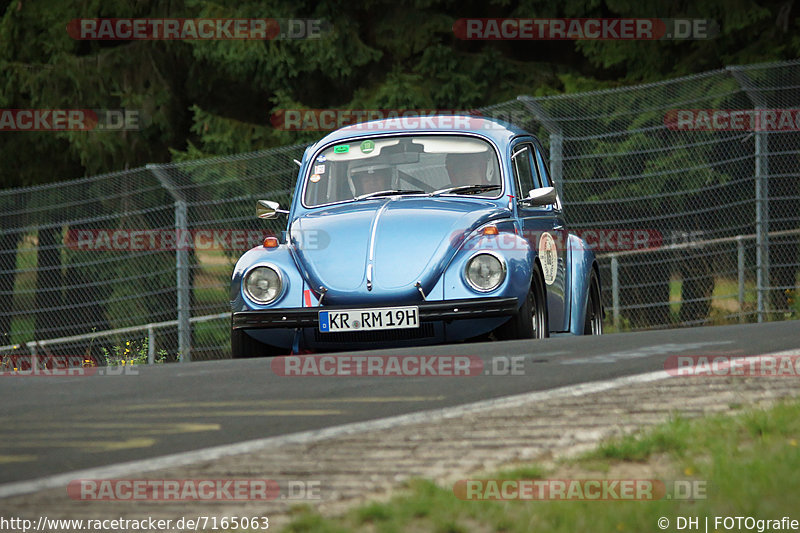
[583,269,603,335]
[496,263,549,340]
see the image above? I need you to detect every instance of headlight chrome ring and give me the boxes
[464,252,507,292]
[243,265,284,304]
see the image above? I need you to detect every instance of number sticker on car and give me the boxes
[319,306,419,332]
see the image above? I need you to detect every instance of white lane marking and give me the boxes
[1,348,796,500]
[560,341,734,365]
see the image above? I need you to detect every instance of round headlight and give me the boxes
[465,253,506,292]
[243,266,283,304]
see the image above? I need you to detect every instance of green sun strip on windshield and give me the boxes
[333,144,349,153]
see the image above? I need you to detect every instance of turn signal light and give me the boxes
[483,226,499,235]
[263,236,279,248]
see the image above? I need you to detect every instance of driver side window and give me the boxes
[511,144,541,200]
[532,142,562,210]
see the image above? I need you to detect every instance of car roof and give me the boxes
[310,115,531,151]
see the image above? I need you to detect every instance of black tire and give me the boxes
[496,263,549,340]
[583,269,603,335]
[231,328,284,359]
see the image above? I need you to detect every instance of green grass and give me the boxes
[102,337,167,365]
[194,320,230,349]
[275,399,800,532]
[588,416,694,462]
[6,316,34,345]
[194,284,229,306]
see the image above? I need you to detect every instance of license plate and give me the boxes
[319,306,419,333]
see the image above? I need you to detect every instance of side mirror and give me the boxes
[519,186,557,207]
[256,200,288,219]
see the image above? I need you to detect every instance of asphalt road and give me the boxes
[1,320,798,485]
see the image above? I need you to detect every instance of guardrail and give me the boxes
[599,228,800,329]
[0,313,230,363]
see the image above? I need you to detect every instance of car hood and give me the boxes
[290,197,508,304]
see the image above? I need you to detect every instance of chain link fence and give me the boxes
[1,60,798,361]
[481,59,800,331]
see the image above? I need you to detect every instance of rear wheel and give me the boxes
[496,263,549,340]
[583,269,603,335]
[231,328,284,359]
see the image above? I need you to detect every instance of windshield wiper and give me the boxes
[354,189,425,200]
[430,184,501,196]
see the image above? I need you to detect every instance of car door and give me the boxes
[531,139,569,331]
[510,139,567,332]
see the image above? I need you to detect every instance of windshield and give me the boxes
[302,135,502,207]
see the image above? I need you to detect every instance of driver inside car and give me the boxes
[351,165,393,197]
[444,152,492,187]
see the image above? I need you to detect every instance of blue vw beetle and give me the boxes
[231,116,602,357]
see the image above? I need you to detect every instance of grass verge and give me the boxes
[276,397,800,532]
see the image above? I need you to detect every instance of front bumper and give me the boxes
[232,297,519,330]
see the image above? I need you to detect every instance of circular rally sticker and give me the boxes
[360,140,375,153]
[538,232,558,285]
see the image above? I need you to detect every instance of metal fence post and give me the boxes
[754,118,770,322]
[737,236,745,322]
[610,254,620,329]
[175,198,190,361]
[728,67,770,323]
[147,164,191,362]
[147,324,155,365]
